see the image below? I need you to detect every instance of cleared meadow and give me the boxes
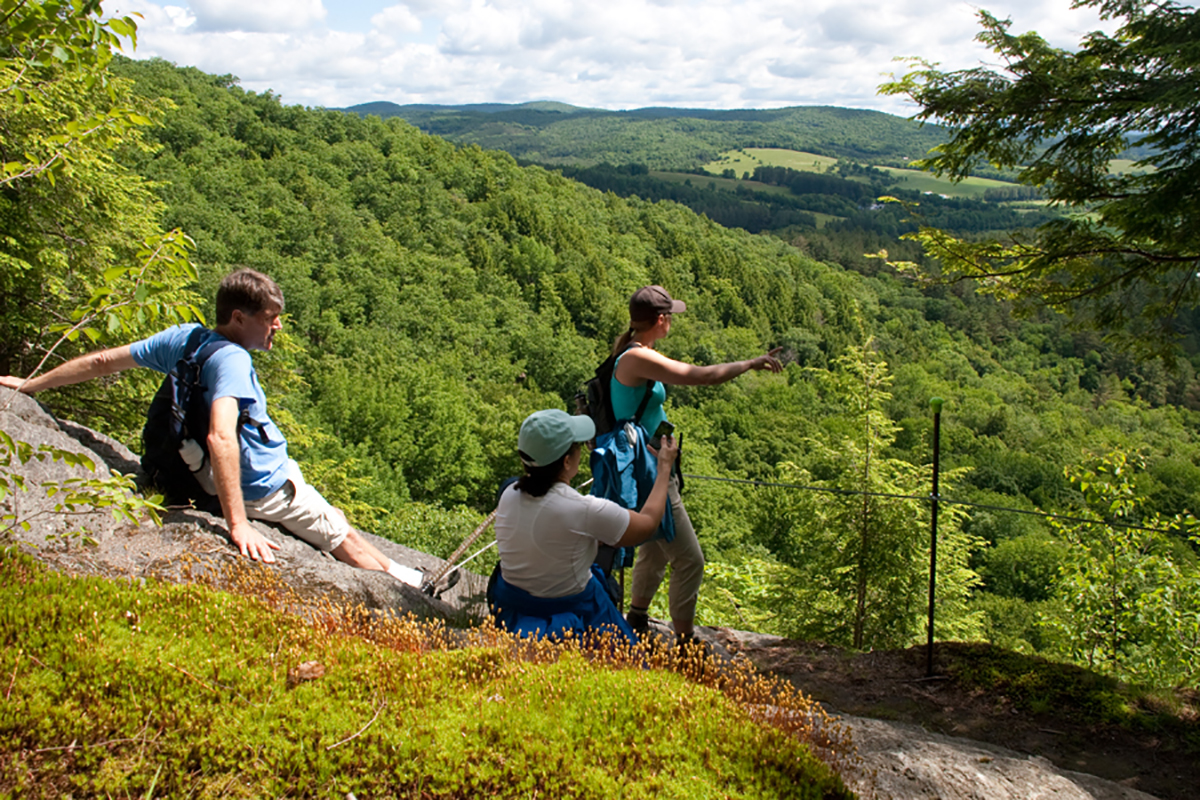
[704,147,1017,199]
[879,166,1013,198]
[705,147,838,176]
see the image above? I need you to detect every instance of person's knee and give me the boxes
[672,549,705,588]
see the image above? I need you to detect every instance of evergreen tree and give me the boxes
[881,0,1200,355]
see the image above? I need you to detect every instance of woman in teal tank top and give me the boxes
[612,285,782,646]
[610,351,668,436]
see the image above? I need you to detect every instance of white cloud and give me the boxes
[162,5,196,28]
[118,0,1121,113]
[187,0,327,33]
[371,4,422,36]
[439,1,523,55]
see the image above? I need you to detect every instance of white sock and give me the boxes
[387,560,425,587]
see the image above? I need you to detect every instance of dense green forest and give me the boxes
[340,101,950,170]
[5,48,1198,687]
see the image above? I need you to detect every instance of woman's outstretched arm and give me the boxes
[615,345,782,387]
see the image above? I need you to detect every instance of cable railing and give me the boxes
[432,398,1188,676]
[680,473,1183,536]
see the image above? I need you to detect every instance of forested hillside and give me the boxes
[340,101,949,170]
[9,55,1196,687]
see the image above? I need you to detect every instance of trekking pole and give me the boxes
[455,538,498,571]
[422,511,496,595]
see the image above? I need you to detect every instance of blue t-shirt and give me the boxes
[130,324,289,501]
[610,350,668,437]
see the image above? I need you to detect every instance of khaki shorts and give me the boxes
[243,461,350,552]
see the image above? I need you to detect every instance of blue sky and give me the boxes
[108,0,1116,115]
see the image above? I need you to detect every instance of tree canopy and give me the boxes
[880,0,1200,355]
[0,0,200,436]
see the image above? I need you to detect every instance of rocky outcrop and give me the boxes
[2,387,1167,800]
[712,629,1167,800]
[0,388,487,621]
[842,715,1156,800]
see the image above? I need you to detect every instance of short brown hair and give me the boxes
[215,269,284,325]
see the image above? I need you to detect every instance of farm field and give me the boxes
[878,166,1013,198]
[705,147,838,176]
[705,147,1018,200]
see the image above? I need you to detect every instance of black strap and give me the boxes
[633,378,655,425]
[179,325,209,363]
[187,329,266,442]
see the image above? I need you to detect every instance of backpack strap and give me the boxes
[179,325,209,364]
[618,342,657,427]
[189,332,269,443]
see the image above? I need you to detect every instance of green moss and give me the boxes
[0,555,855,798]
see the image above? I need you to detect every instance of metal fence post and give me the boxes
[927,397,944,677]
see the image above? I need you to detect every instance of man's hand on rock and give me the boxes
[229,519,281,563]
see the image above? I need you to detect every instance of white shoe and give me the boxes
[387,561,425,587]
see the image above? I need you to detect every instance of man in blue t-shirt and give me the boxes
[0,269,423,585]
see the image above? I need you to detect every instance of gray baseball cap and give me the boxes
[518,409,595,467]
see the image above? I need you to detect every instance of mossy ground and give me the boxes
[0,555,855,798]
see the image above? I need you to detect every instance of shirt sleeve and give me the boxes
[203,346,258,403]
[128,324,196,374]
[577,494,631,546]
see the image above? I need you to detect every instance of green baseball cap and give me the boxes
[518,409,595,467]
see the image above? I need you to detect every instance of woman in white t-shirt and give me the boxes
[491,409,677,642]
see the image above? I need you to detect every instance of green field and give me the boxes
[879,166,1013,198]
[705,147,838,176]
[704,147,1016,199]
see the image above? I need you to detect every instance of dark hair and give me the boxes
[611,318,655,357]
[516,443,578,497]
[215,268,285,325]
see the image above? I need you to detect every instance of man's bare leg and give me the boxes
[329,516,424,587]
[330,529,390,570]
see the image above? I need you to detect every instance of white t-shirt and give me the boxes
[495,482,631,598]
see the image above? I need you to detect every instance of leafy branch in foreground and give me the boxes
[879,0,1200,356]
[0,227,195,544]
[0,0,147,188]
[1,2,195,542]
[0,429,164,545]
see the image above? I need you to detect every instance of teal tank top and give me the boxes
[611,350,668,435]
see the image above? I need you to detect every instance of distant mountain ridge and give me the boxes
[336,101,947,170]
[341,100,595,117]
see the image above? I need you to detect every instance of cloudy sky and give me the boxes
[106,0,1116,115]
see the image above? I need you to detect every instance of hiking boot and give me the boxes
[626,608,649,635]
[674,632,713,657]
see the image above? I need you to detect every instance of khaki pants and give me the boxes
[243,461,350,552]
[629,476,704,625]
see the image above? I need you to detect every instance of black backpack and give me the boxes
[576,344,656,436]
[141,327,238,511]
